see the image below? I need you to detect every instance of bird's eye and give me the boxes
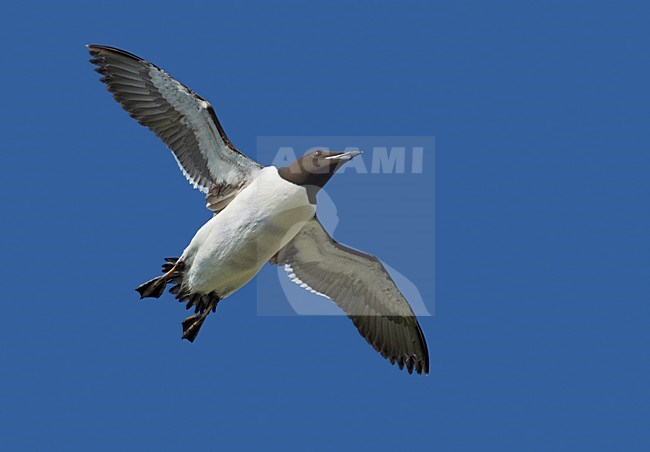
[314,150,323,157]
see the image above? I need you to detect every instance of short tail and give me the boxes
[135,257,182,299]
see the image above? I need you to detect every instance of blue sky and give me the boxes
[1,1,649,450]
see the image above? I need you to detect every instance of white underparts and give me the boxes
[180,167,316,297]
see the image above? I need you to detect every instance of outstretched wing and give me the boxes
[88,45,261,206]
[271,217,429,375]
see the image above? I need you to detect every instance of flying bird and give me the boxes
[88,45,429,374]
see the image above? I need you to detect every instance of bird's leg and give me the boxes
[135,261,183,299]
[181,298,218,343]
[161,263,180,280]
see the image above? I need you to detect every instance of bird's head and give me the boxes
[278,149,363,190]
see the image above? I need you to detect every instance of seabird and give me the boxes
[88,45,429,374]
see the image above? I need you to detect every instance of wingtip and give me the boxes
[419,356,430,376]
[391,354,429,376]
[84,44,145,62]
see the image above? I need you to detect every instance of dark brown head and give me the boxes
[277,149,363,193]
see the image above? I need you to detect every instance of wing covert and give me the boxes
[271,217,429,375]
[88,45,261,197]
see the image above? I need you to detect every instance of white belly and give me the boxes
[181,167,315,297]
